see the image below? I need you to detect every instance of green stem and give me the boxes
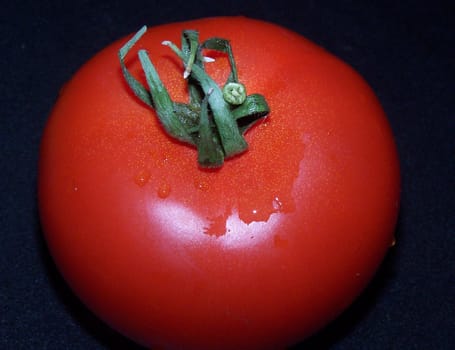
[138,50,194,144]
[162,41,248,157]
[197,88,224,167]
[119,26,270,168]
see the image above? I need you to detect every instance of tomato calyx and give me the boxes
[119,26,270,168]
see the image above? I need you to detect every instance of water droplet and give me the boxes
[259,121,269,129]
[71,180,79,192]
[134,170,151,187]
[272,196,283,212]
[162,154,170,163]
[157,183,171,199]
[194,180,209,191]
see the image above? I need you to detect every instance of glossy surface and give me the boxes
[38,17,400,349]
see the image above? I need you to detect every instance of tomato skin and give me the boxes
[38,16,400,350]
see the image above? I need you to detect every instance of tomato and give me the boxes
[38,16,400,349]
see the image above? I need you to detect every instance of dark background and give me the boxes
[1,0,454,349]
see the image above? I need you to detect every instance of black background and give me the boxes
[1,0,454,349]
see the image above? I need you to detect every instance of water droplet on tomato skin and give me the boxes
[71,180,79,192]
[272,196,283,212]
[157,183,171,199]
[194,180,209,191]
[258,121,269,129]
[134,170,151,187]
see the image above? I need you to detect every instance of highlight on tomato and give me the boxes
[38,16,400,349]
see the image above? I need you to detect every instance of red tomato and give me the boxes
[38,17,400,349]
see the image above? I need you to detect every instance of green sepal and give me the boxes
[118,26,153,107]
[200,37,238,83]
[181,30,205,108]
[172,103,200,133]
[196,89,225,168]
[119,26,271,168]
[138,50,195,145]
[163,40,248,158]
[232,94,270,134]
